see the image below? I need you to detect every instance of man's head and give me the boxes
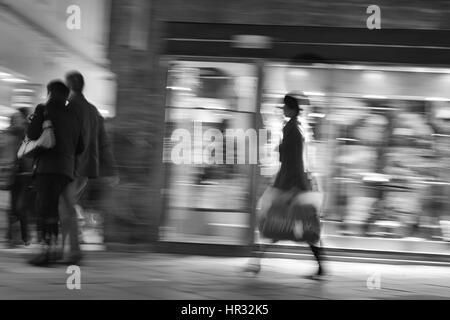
[47,80,70,102]
[65,71,85,93]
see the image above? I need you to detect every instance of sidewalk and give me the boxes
[0,249,449,300]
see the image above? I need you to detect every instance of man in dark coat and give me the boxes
[27,80,84,266]
[58,71,117,264]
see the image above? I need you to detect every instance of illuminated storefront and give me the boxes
[159,23,450,254]
[263,64,450,248]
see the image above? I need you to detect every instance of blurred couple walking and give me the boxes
[245,93,326,280]
[17,71,116,266]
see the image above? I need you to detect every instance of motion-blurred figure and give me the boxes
[27,81,84,266]
[245,94,326,279]
[59,71,117,264]
[4,108,34,246]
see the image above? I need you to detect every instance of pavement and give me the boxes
[0,248,449,300]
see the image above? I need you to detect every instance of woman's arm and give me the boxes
[26,104,45,140]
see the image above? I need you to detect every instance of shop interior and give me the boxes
[160,60,450,252]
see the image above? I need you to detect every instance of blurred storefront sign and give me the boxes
[159,22,450,255]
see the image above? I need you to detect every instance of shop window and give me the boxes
[161,60,258,245]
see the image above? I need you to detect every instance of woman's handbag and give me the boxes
[289,191,323,244]
[258,180,323,243]
[17,120,55,159]
[258,189,297,241]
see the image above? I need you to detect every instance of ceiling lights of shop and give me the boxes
[308,113,326,118]
[288,69,309,78]
[425,97,450,102]
[362,173,390,183]
[304,91,325,96]
[271,63,450,74]
[167,86,192,92]
[267,92,450,102]
[0,67,29,84]
[363,71,384,80]
[362,95,387,99]
[13,88,35,93]
[2,78,28,83]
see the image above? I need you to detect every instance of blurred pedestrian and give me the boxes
[58,71,117,265]
[2,108,36,246]
[27,80,84,266]
[245,94,326,280]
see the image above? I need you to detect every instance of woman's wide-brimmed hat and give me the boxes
[278,92,310,110]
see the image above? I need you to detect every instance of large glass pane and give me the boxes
[263,63,450,253]
[161,60,258,245]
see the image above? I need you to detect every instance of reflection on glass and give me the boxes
[161,61,257,245]
[263,63,450,246]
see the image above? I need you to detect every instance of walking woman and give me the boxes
[26,81,84,266]
[245,93,326,280]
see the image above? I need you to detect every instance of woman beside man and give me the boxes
[26,80,84,266]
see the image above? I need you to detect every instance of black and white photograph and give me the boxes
[0,0,449,306]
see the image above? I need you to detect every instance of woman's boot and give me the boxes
[309,244,326,280]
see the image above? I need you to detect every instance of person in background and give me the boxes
[27,80,84,266]
[5,108,33,246]
[58,71,117,265]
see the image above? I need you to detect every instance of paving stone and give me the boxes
[0,251,449,299]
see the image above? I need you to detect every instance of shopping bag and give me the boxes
[258,188,323,243]
[17,120,55,159]
[289,192,323,244]
[258,188,297,241]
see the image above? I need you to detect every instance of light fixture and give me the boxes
[362,173,390,183]
[339,65,367,71]
[363,95,387,99]
[412,67,450,74]
[2,78,28,83]
[304,91,325,96]
[288,69,309,78]
[166,86,192,91]
[264,93,285,98]
[308,113,326,118]
[13,88,35,93]
[425,97,450,102]
[432,134,450,138]
[363,71,384,80]
[0,72,12,78]
[412,67,428,73]
[435,108,450,119]
[12,103,32,108]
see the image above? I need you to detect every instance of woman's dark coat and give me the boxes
[273,117,311,191]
